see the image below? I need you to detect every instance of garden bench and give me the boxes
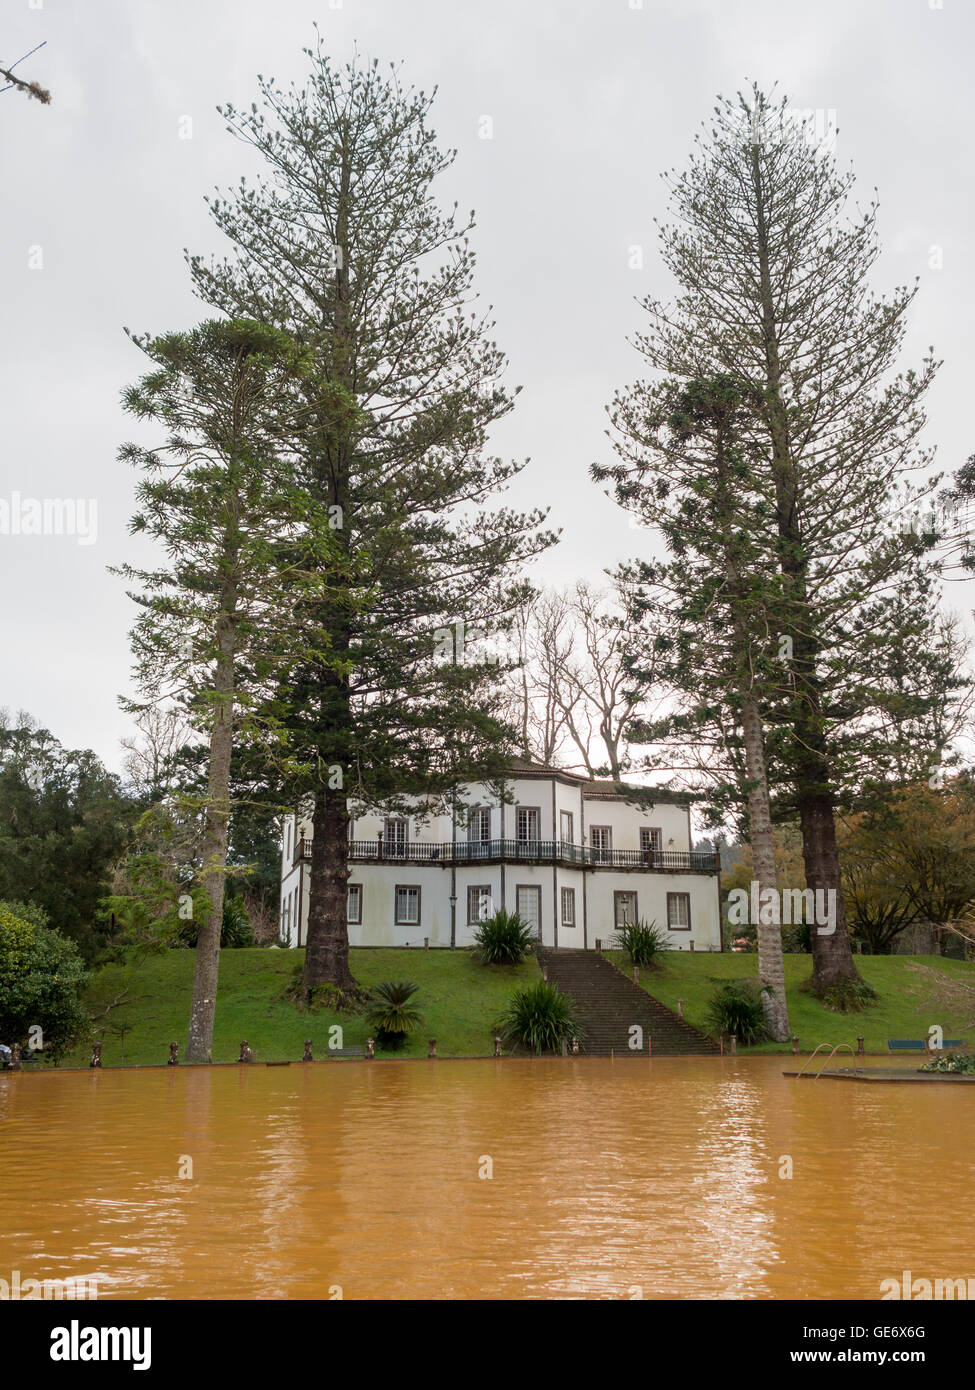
[887,1039,965,1053]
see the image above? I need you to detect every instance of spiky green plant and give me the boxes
[499,981,581,1055]
[703,982,767,1045]
[472,908,535,965]
[365,980,423,1050]
[613,918,667,967]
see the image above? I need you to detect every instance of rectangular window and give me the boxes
[516,807,540,841]
[347,884,362,924]
[283,895,291,938]
[467,885,493,924]
[516,885,542,936]
[640,826,662,855]
[395,885,421,926]
[384,817,408,858]
[561,886,576,927]
[614,891,638,928]
[468,807,491,842]
[560,810,574,844]
[590,825,612,864]
[286,820,292,860]
[667,892,691,931]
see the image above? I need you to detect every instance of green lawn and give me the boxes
[61,947,541,1066]
[604,949,975,1053]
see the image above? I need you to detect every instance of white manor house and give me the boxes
[279,760,723,952]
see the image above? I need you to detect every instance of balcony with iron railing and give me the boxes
[293,837,719,873]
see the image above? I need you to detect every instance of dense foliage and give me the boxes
[0,901,90,1061]
[472,909,535,965]
[499,981,581,1054]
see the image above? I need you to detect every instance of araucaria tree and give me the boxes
[608,85,943,999]
[117,318,346,1061]
[188,45,553,996]
[596,375,792,1039]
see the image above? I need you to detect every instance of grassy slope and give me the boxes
[65,948,541,1066]
[605,949,975,1053]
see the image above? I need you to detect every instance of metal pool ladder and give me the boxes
[795,1042,859,1078]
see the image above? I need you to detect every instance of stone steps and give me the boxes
[537,947,720,1057]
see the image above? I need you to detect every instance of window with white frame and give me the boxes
[640,826,663,857]
[395,885,421,925]
[516,807,540,842]
[560,810,574,844]
[384,817,408,857]
[590,825,612,863]
[347,884,362,924]
[561,886,576,927]
[667,892,691,930]
[467,885,493,924]
[468,807,491,842]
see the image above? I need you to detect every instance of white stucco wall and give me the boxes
[277,774,718,951]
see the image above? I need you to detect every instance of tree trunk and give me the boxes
[187,612,235,1063]
[749,140,861,995]
[302,786,355,994]
[741,696,790,1040]
[299,127,358,997]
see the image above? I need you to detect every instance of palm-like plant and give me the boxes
[365,980,423,1050]
[472,908,535,965]
[499,981,581,1054]
[613,918,666,967]
[703,983,767,1045]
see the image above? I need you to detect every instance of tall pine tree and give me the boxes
[187,45,554,994]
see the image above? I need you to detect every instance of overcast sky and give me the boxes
[2,0,973,772]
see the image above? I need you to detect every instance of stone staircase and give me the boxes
[537,947,720,1057]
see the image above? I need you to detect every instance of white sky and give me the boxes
[1,0,972,771]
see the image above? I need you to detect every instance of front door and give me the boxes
[516,885,542,941]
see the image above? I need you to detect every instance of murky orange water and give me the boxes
[1,1057,972,1300]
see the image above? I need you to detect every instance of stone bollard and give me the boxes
[633,965,640,986]
[427,1039,437,1059]
[424,937,429,951]
[493,1035,503,1058]
[792,1035,800,1055]
[857,1036,865,1056]
[11,1042,23,1072]
[238,1041,254,1064]
[594,938,602,955]
[571,1036,579,1057]
[677,999,684,1020]
[302,1039,313,1062]
[365,1038,375,1059]
[168,1041,179,1067]
[729,1034,737,1055]
[89,1042,101,1070]
[541,966,548,982]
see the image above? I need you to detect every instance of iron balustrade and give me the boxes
[293,837,718,872]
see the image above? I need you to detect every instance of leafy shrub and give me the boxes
[221,897,254,948]
[365,980,423,1050]
[472,908,535,965]
[921,1051,975,1074]
[0,903,90,1061]
[613,918,667,967]
[499,981,581,1054]
[704,982,767,1045]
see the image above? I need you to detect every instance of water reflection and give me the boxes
[0,1058,971,1300]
